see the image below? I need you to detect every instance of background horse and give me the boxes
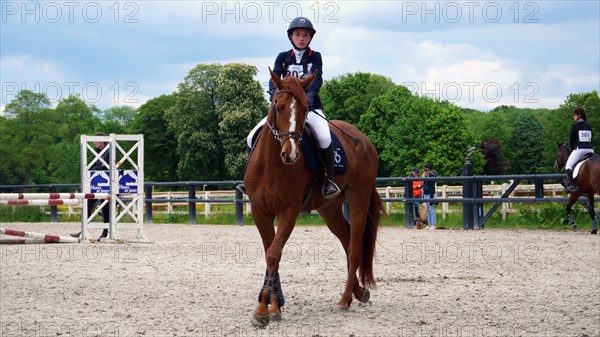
[554,141,599,234]
[244,69,384,327]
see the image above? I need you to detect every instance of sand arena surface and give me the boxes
[1,222,599,337]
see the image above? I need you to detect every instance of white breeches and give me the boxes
[247,109,332,149]
[566,148,595,170]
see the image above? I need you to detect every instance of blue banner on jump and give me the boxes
[87,170,138,194]
[118,170,139,193]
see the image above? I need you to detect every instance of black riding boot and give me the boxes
[566,168,577,192]
[236,146,252,195]
[320,145,341,199]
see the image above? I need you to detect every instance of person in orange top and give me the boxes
[410,167,423,223]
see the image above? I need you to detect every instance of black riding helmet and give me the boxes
[287,17,316,49]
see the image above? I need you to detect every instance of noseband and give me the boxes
[266,88,304,145]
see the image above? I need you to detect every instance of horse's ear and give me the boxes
[556,140,562,147]
[269,67,284,89]
[300,71,318,91]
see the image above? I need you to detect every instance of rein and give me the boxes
[266,88,304,145]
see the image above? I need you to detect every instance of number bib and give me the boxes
[579,130,592,142]
[285,63,313,79]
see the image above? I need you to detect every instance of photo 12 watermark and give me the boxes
[200,321,334,337]
[399,240,540,264]
[199,1,339,23]
[1,81,140,106]
[198,240,343,265]
[1,243,140,265]
[1,1,140,24]
[1,321,143,337]
[403,81,540,105]
[397,322,539,337]
[400,1,540,24]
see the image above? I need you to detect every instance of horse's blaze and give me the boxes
[280,97,300,164]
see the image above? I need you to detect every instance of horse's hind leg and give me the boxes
[587,195,598,234]
[319,204,369,307]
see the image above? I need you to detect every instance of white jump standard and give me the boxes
[79,133,151,243]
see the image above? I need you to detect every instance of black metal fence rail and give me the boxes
[3,173,594,229]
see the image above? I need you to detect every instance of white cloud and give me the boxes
[1,1,597,111]
[1,55,66,105]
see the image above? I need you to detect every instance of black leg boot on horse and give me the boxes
[566,168,578,192]
[320,144,341,199]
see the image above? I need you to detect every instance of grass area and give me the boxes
[0,203,596,232]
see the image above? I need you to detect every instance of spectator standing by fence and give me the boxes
[409,167,423,226]
[422,163,437,230]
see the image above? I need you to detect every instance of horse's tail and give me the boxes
[360,187,385,289]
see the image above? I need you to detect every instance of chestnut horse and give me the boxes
[554,141,599,234]
[244,69,384,327]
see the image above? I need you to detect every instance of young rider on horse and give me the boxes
[566,107,595,192]
[240,17,341,199]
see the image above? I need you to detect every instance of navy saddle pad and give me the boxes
[300,130,347,175]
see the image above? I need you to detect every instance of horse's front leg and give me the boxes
[252,211,276,327]
[567,193,579,231]
[252,212,298,327]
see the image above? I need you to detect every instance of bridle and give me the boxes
[554,143,569,172]
[266,88,305,146]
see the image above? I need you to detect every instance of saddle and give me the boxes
[298,126,347,214]
[573,153,595,179]
[249,125,348,175]
[300,126,347,175]
[247,125,348,214]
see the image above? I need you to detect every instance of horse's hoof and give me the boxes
[251,312,270,328]
[357,288,370,303]
[572,224,579,232]
[335,303,350,311]
[591,229,597,235]
[270,312,282,322]
[335,299,351,311]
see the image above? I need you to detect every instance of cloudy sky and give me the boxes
[1,1,599,113]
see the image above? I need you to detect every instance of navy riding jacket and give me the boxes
[268,48,323,110]
[570,120,594,150]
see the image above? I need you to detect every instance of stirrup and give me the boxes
[322,178,341,199]
[566,184,578,193]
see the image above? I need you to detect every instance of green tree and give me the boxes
[321,72,396,125]
[3,89,51,117]
[50,95,98,183]
[506,112,544,174]
[360,86,478,177]
[216,63,269,179]
[98,105,138,134]
[166,63,268,181]
[1,90,58,184]
[166,64,223,181]
[131,94,179,182]
[358,85,414,176]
